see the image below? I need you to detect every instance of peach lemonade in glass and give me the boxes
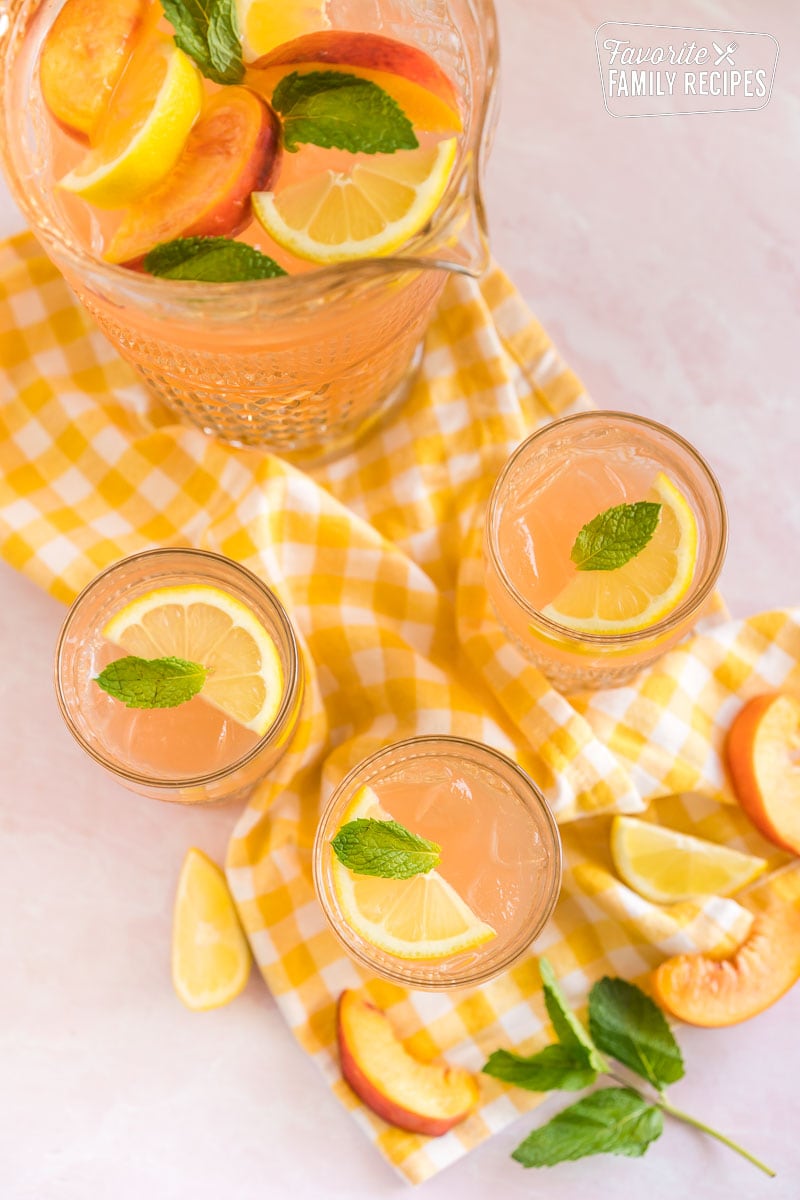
[313,736,562,990]
[484,411,728,691]
[0,0,498,458]
[55,549,303,803]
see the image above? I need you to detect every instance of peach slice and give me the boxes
[248,30,461,132]
[726,692,800,855]
[337,990,479,1136]
[652,901,800,1027]
[40,0,149,139]
[106,87,281,267]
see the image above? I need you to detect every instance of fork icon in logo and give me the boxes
[712,40,738,65]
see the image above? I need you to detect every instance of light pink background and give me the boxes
[1,0,798,1197]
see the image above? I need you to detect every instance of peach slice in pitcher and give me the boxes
[247,30,462,133]
[40,0,149,139]
[106,88,282,266]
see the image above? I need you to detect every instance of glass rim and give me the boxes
[54,547,302,789]
[0,0,500,304]
[312,734,563,990]
[485,409,729,647]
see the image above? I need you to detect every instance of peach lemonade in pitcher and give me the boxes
[33,0,464,276]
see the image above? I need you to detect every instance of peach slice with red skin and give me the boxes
[106,87,281,267]
[337,990,479,1136]
[652,901,800,1027]
[40,0,149,139]
[726,692,800,855]
[248,30,462,132]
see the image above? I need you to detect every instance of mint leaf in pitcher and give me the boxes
[161,0,244,85]
[272,71,419,153]
[144,238,287,281]
[95,656,208,708]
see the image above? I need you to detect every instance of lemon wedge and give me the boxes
[611,815,767,904]
[58,35,203,208]
[252,137,457,263]
[236,0,330,61]
[332,784,496,960]
[542,472,699,635]
[172,848,251,1010]
[102,584,284,736]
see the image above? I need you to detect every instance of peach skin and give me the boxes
[337,990,479,1136]
[726,693,800,856]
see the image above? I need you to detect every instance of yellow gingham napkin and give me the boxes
[2,230,799,1185]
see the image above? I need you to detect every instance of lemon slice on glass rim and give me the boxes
[102,584,284,736]
[542,472,699,636]
[252,137,458,263]
[331,783,496,960]
[611,815,767,904]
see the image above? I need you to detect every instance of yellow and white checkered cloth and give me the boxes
[2,230,799,1185]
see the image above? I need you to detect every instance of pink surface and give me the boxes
[1,0,798,1196]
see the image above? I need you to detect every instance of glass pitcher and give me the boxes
[0,0,499,463]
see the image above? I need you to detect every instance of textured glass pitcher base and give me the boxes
[75,269,446,459]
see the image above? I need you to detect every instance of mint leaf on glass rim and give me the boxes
[272,70,419,154]
[539,958,607,1073]
[160,0,244,85]
[144,238,287,282]
[570,501,661,571]
[588,977,685,1090]
[94,655,207,709]
[483,1044,600,1093]
[511,1087,663,1167]
[331,818,440,879]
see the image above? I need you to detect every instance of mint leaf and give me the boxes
[570,501,661,571]
[94,656,207,709]
[272,71,419,154]
[512,1088,663,1167]
[160,0,244,85]
[588,977,684,1090]
[483,1045,599,1093]
[144,238,287,282]
[539,958,607,1073]
[331,818,440,879]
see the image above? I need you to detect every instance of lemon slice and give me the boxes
[172,848,251,1010]
[236,0,330,61]
[102,584,284,736]
[542,473,699,635]
[252,137,457,263]
[331,784,496,960]
[611,815,767,904]
[58,35,203,208]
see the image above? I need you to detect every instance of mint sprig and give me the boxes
[272,71,419,154]
[331,818,440,879]
[94,656,208,709]
[512,1087,663,1166]
[482,957,775,1176]
[160,0,244,85]
[144,238,287,282]
[571,501,661,571]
